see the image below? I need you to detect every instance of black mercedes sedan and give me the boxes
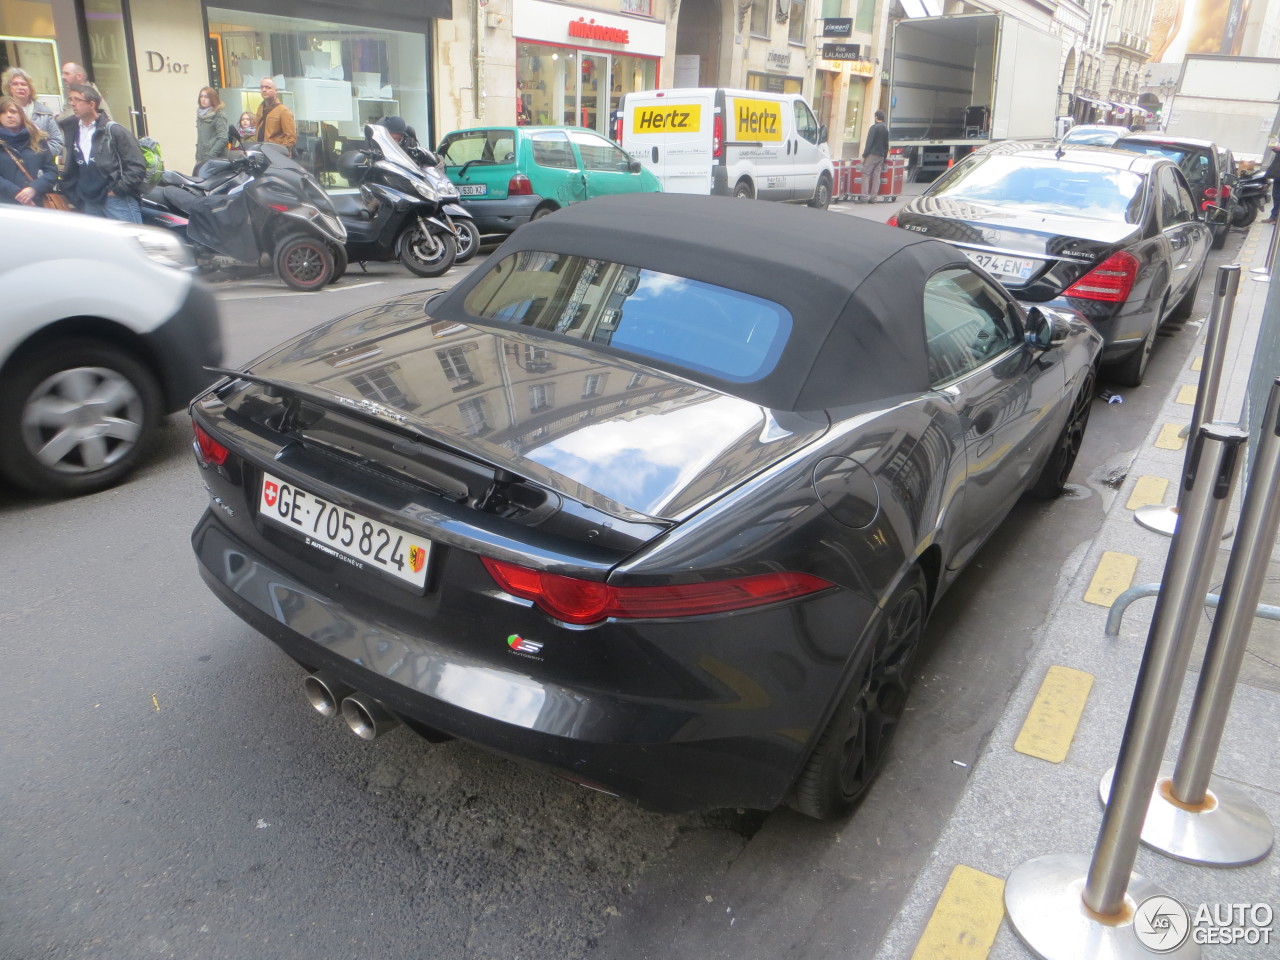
[190,194,1100,819]
[890,145,1225,386]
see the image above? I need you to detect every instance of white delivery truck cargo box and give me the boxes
[617,88,834,206]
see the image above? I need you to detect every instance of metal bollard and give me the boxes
[1251,218,1280,279]
[1135,265,1240,536]
[1155,380,1280,865]
[1005,424,1246,960]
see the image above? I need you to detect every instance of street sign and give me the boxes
[822,43,862,61]
[821,18,853,38]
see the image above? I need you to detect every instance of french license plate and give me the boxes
[458,184,487,196]
[258,472,430,589]
[964,249,1037,282]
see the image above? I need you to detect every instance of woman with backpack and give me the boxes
[0,95,58,206]
[194,86,230,174]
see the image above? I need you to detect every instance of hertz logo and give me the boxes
[732,98,783,141]
[632,104,702,133]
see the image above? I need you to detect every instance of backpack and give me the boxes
[137,136,164,184]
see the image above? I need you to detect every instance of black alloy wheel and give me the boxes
[790,567,928,820]
[398,224,457,278]
[1029,367,1096,500]
[274,234,334,291]
[0,339,161,497]
[733,180,755,199]
[453,218,481,264]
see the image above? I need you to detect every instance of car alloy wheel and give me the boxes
[734,180,755,199]
[0,339,160,496]
[1030,367,1095,499]
[808,174,832,210]
[790,567,927,820]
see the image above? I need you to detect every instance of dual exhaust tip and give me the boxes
[303,671,400,740]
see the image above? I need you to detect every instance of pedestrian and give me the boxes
[254,78,295,154]
[860,109,889,203]
[59,84,146,222]
[194,86,230,173]
[1,67,62,157]
[57,62,111,124]
[237,111,256,141]
[1261,144,1280,224]
[0,96,58,207]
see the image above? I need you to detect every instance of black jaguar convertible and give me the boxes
[189,194,1101,819]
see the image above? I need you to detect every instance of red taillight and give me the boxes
[886,215,899,227]
[1219,184,1231,200]
[1203,187,1219,202]
[193,422,229,466]
[508,173,533,196]
[614,115,624,145]
[713,114,723,159]
[481,557,833,625]
[267,203,290,213]
[1063,250,1139,303]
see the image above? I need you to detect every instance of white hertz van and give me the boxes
[615,88,835,207]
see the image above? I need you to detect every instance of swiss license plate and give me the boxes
[964,249,1037,282]
[258,472,430,589]
[458,184,487,196]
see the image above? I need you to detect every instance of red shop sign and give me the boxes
[568,18,630,44]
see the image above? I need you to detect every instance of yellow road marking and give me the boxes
[1190,356,1202,372]
[1155,423,1185,450]
[1084,551,1138,607]
[1176,385,1198,405]
[1014,666,1095,763]
[151,694,160,712]
[1127,475,1169,510]
[909,864,1005,960]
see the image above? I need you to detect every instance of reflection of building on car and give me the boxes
[438,125,661,235]
[0,207,222,497]
[890,144,1224,387]
[190,193,1101,821]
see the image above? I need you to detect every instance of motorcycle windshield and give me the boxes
[366,124,428,183]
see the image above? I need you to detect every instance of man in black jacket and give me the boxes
[860,110,889,203]
[59,84,145,222]
[1262,144,1280,223]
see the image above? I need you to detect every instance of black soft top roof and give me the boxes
[432,193,968,411]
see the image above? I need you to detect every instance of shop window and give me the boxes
[620,0,653,14]
[517,43,655,136]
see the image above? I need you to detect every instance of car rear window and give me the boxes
[440,129,516,166]
[463,251,792,382]
[933,155,1146,223]
[1112,141,1212,191]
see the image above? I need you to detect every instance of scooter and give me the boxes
[401,137,481,264]
[141,157,246,237]
[334,124,457,278]
[1232,168,1269,228]
[148,145,347,291]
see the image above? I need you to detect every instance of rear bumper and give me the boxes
[191,511,823,813]
[459,195,545,234]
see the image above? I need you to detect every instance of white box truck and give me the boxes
[1162,55,1280,166]
[888,13,1062,180]
[615,88,836,206]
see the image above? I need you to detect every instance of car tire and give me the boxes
[329,243,348,284]
[808,174,832,210]
[274,233,334,291]
[1210,222,1228,250]
[1112,318,1157,388]
[734,180,755,200]
[398,225,457,278]
[1029,366,1096,500]
[788,566,928,821]
[0,339,161,497]
[453,218,481,264]
[529,204,556,221]
[1166,267,1202,322]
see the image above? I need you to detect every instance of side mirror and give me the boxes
[818,124,828,142]
[1203,205,1231,225]
[629,159,643,174]
[1024,306,1070,350]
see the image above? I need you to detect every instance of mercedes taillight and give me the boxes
[1063,250,1139,303]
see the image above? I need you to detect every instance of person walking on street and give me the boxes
[0,96,57,206]
[57,62,111,125]
[1,68,61,157]
[860,110,889,203]
[60,85,145,222]
[255,78,295,154]
[194,86,230,173]
[1261,143,1280,224]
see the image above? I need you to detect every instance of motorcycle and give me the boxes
[1232,168,1269,228]
[141,158,247,236]
[334,124,458,278]
[400,136,481,264]
[148,144,346,291]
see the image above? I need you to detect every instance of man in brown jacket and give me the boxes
[255,77,295,154]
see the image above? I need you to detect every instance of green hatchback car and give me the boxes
[437,125,662,235]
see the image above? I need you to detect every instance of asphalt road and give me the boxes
[0,215,1247,960]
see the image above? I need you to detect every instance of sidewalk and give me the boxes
[873,222,1280,960]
